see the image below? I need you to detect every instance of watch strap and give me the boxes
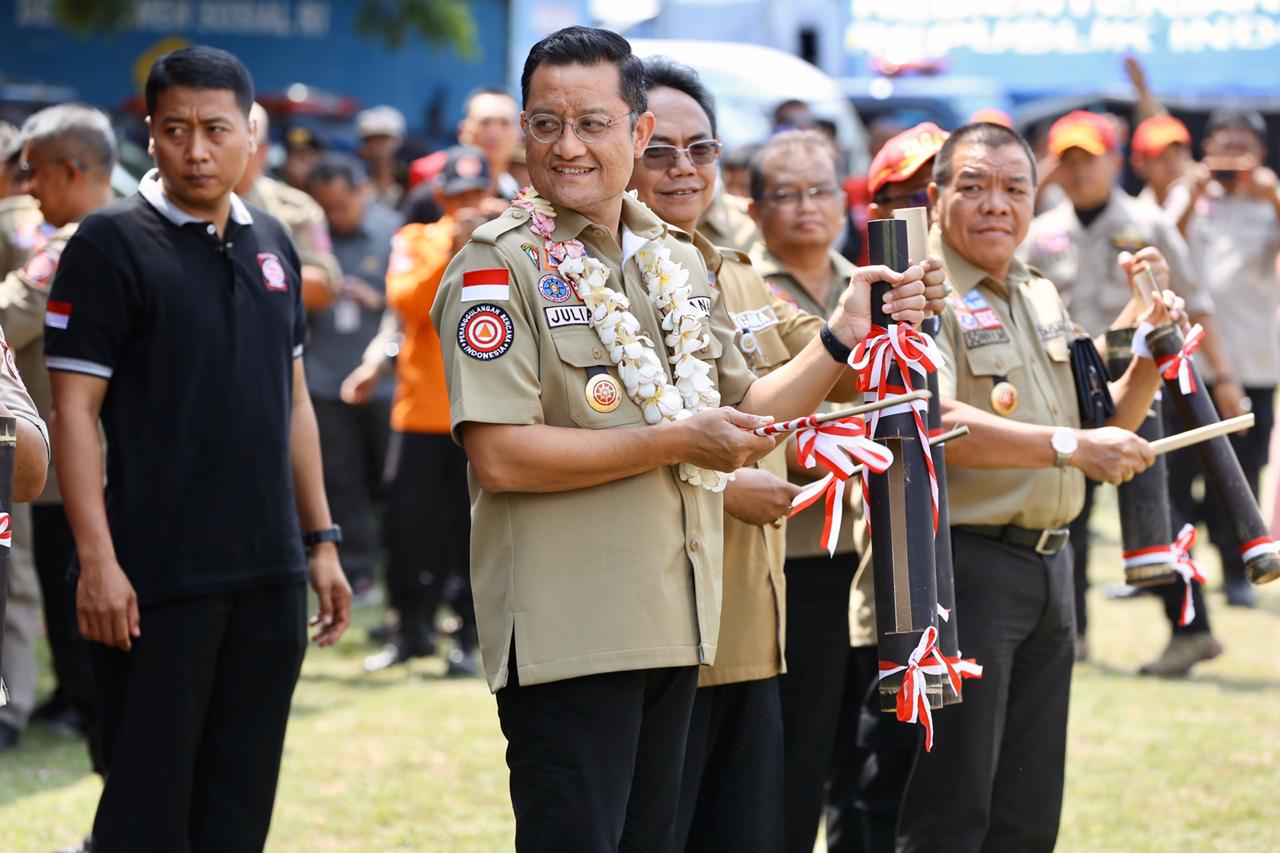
[820,323,853,365]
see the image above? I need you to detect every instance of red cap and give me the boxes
[868,122,950,197]
[1131,114,1191,159]
[1048,110,1117,157]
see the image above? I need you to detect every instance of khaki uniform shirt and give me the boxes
[1182,188,1280,387]
[244,177,343,294]
[0,196,46,277]
[694,232,821,687]
[750,245,863,559]
[0,221,76,503]
[430,195,756,693]
[933,227,1085,529]
[698,191,761,255]
[1023,192,1210,338]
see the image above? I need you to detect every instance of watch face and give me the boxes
[1052,429,1078,454]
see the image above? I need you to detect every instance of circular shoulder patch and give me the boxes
[537,273,571,303]
[22,251,56,287]
[458,303,515,361]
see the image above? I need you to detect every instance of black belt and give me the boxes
[955,523,1071,556]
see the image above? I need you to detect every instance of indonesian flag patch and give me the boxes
[258,252,288,291]
[461,268,510,302]
[45,300,72,330]
[457,303,514,361]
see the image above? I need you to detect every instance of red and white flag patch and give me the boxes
[45,300,72,330]
[258,252,288,291]
[461,268,510,302]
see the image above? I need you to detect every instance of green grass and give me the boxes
[3,487,1279,851]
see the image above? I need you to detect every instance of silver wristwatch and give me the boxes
[1051,427,1078,469]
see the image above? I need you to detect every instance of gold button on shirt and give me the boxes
[693,232,823,687]
[749,245,864,560]
[931,226,1085,530]
[430,196,756,693]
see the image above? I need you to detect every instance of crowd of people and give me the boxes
[0,24,1276,853]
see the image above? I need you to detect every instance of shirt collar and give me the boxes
[547,191,667,248]
[749,244,853,285]
[138,168,254,228]
[930,223,1031,296]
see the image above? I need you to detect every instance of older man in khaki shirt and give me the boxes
[897,121,1183,853]
[431,28,932,853]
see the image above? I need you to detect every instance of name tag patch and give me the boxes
[458,303,514,360]
[730,305,779,333]
[689,296,711,316]
[545,305,592,328]
[258,252,287,291]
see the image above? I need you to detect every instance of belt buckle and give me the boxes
[1035,527,1070,556]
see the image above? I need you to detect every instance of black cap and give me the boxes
[1205,108,1267,144]
[284,124,326,152]
[438,145,490,195]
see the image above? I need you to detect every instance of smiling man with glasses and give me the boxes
[429,26,935,852]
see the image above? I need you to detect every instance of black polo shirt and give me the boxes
[44,170,308,604]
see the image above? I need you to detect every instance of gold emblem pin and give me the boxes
[586,373,621,413]
[991,381,1019,416]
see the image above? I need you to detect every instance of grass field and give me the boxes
[3,486,1280,851]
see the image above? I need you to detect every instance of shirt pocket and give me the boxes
[738,324,792,375]
[550,328,647,429]
[963,342,1026,417]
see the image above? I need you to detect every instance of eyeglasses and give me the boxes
[16,158,86,182]
[641,140,722,170]
[878,188,930,209]
[765,184,840,207]
[524,111,635,144]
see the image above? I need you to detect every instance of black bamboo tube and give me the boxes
[1147,323,1280,584]
[1104,328,1177,587]
[867,219,943,711]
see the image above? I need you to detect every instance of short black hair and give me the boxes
[520,26,646,117]
[933,122,1037,188]
[640,56,717,137]
[748,129,837,202]
[145,45,254,117]
[307,152,368,190]
[1205,108,1267,144]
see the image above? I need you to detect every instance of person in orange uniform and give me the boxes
[353,146,495,675]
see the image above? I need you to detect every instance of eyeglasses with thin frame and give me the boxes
[16,158,87,182]
[765,184,840,207]
[641,140,723,170]
[524,111,636,144]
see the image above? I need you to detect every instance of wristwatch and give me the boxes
[1051,427,1078,469]
[819,323,853,364]
[303,524,343,552]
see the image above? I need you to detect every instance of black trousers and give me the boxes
[90,582,307,853]
[825,645,916,853]
[674,676,785,853]
[495,648,699,853]
[1069,473,1212,638]
[383,431,475,642]
[1165,384,1275,590]
[313,396,391,587]
[897,529,1075,853]
[31,504,100,763]
[778,553,858,853]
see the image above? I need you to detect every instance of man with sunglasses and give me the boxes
[431,27,935,852]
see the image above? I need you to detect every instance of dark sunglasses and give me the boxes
[641,140,723,170]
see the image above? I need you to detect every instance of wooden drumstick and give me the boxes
[1150,413,1254,456]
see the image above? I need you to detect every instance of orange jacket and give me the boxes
[385,217,455,434]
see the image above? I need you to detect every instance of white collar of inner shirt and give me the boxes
[620,223,646,266]
[138,168,254,229]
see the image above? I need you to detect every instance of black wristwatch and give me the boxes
[303,524,343,552]
[819,323,853,364]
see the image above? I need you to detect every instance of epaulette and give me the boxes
[1026,263,1049,280]
[666,224,696,244]
[472,207,531,245]
[716,246,752,266]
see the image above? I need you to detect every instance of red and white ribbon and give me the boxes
[877,626,951,752]
[789,418,894,556]
[944,653,984,680]
[1169,523,1205,626]
[1122,543,1177,572]
[1240,536,1280,564]
[753,414,819,437]
[0,512,10,548]
[1155,323,1204,396]
[849,323,943,531]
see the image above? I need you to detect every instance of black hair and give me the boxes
[307,152,368,190]
[640,56,717,137]
[145,45,254,117]
[520,26,646,117]
[1205,108,1267,145]
[932,122,1038,188]
[748,129,836,202]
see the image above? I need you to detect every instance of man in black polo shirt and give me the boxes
[44,46,351,851]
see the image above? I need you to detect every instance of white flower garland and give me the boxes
[515,189,730,492]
